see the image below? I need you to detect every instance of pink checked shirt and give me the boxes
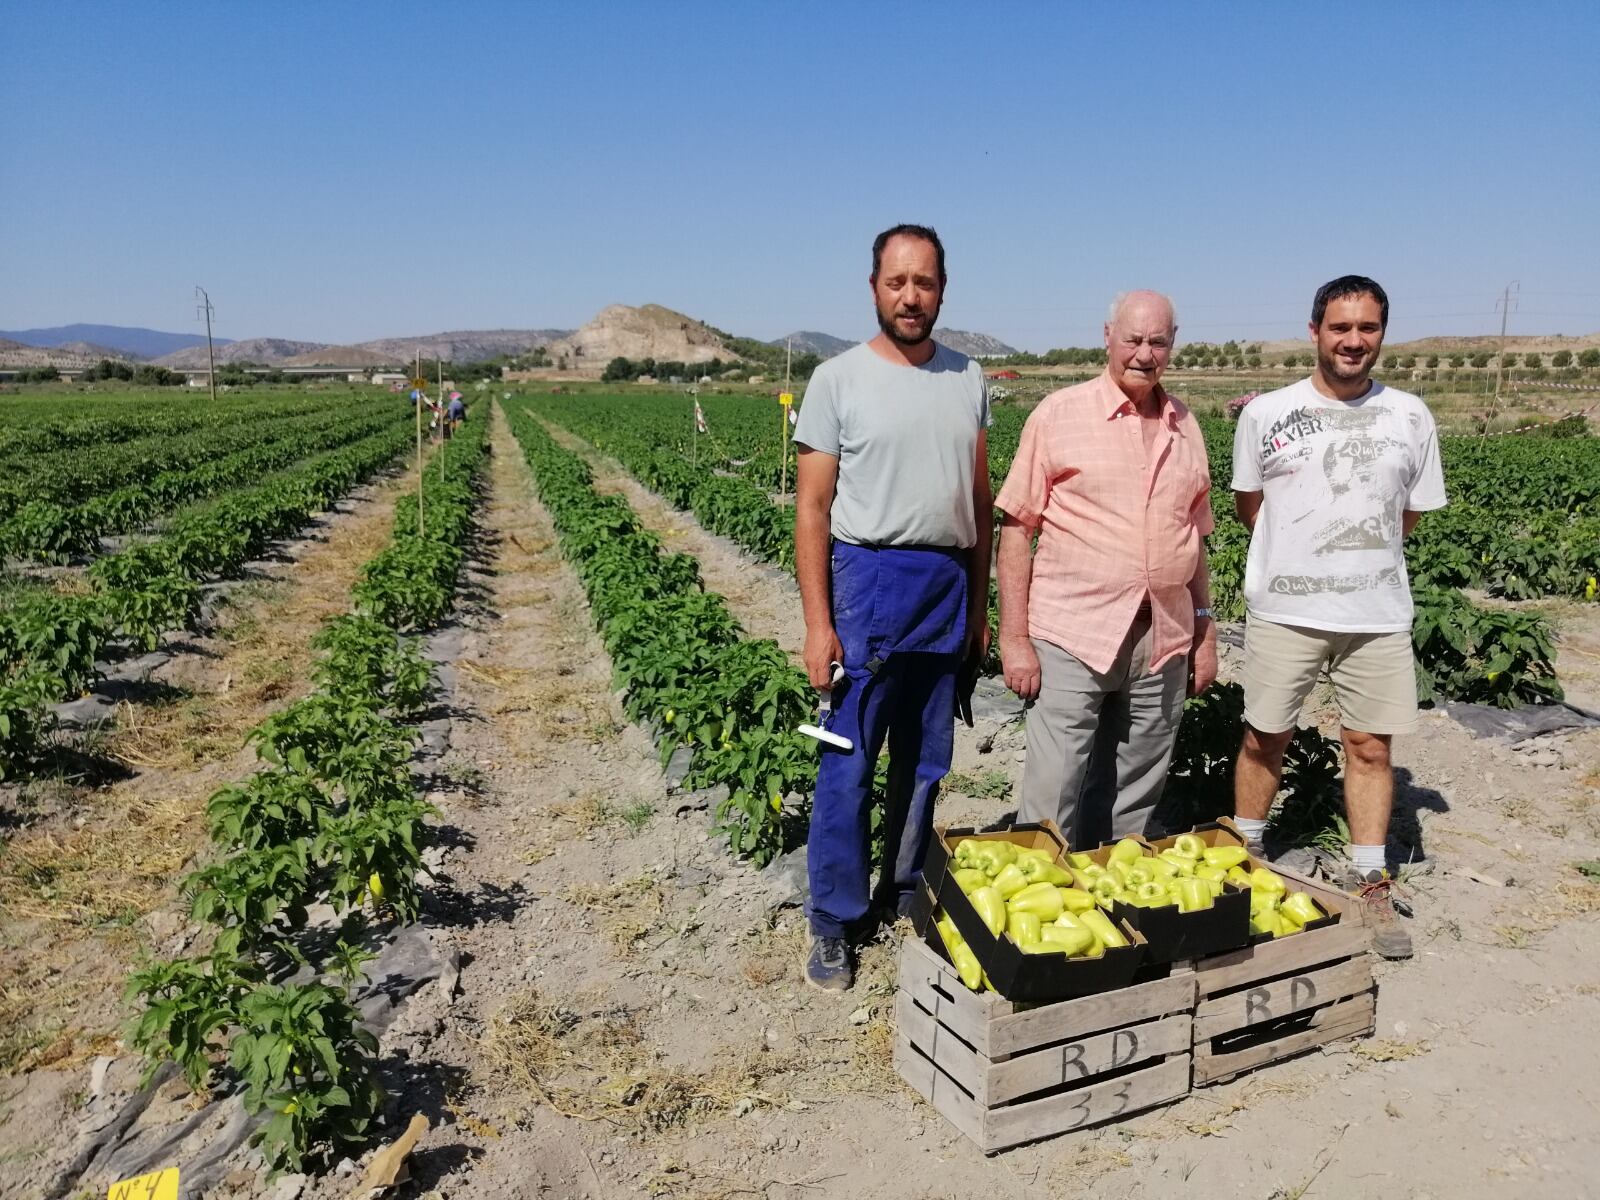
[995,373,1213,674]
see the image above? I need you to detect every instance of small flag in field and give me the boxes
[694,400,708,434]
[788,407,798,426]
[449,391,462,402]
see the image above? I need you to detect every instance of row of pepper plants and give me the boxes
[0,411,417,777]
[0,392,341,519]
[0,404,403,562]
[0,389,337,467]
[504,399,814,865]
[123,416,487,1176]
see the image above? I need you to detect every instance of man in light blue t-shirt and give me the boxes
[793,224,992,991]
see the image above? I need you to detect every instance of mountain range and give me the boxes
[1,316,1022,369]
[0,324,232,360]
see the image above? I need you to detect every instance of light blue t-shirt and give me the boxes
[793,341,990,549]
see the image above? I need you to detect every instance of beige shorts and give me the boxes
[1242,618,1418,736]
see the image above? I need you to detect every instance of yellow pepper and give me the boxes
[1282,891,1325,926]
[935,913,984,990]
[1057,886,1098,913]
[1203,845,1250,870]
[1250,867,1287,895]
[1007,910,1042,946]
[1108,837,1145,867]
[970,886,1007,936]
[1007,882,1065,922]
[991,863,1031,898]
[952,868,989,895]
[1041,923,1095,955]
[1176,878,1214,913]
[1057,910,1101,956]
[1173,833,1206,859]
[1080,908,1129,949]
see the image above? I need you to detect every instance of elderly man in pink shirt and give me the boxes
[995,291,1217,847]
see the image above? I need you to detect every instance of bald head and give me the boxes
[1107,290,1177,338]
[1104,290,1177,402]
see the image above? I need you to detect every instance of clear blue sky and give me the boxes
[4,1,1598,351]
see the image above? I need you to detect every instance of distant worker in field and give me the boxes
[447,393,466,432]
[1230,275,1446,960]
[793,223,992,992]
[997,291,1217,847]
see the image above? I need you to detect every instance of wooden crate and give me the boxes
[1191,872,1376,1086]
[893,935,1193,1153]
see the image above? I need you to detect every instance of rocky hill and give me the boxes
[156,338,330,367]
[771,330,855,358]
[544,305,731,367]
[936,329,1020,358]
[319,328,571,366]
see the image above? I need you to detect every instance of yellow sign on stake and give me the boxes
[411,377,428,391]
[778,392,794,406]
[108,1167,179,1200]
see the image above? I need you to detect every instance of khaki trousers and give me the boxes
[1015,619,1187,848]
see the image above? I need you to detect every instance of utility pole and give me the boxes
[414,348,425,535]
[195,286,217,402]
[1490,280,1520,428]
[781,337,793,496]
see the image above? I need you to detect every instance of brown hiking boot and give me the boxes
[1348,869,1412,960]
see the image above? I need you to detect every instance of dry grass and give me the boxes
[1351,1038,1429,1064]
[564,874,667,956]
[1051,1143,1135,1190]
[479,987,796,1137]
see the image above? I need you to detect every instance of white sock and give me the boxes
[1234,817,1268,843]
[1348,843,1387,876]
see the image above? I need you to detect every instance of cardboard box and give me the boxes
[916,823,1146,1002]
[1101,824,1252,962]
[1142,819,1339,944]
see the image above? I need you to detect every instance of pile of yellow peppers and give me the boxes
[932,839,1135,991]
[1244,863,1329,939]
[1071,833,1248,914]
[932,835,1333,989]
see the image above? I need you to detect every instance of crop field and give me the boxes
[1,387,1598,1198]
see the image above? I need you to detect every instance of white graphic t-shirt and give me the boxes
[1230,378,1447,633]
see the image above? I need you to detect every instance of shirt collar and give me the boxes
[1099,370,1180,426]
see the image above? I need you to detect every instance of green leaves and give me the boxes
[1412,585,1563,708]
[508,403,812,866]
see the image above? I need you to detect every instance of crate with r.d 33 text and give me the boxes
[1191,869,1376,1086]
[893,935,1193,1154]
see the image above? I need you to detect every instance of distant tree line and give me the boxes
[990,347,1110,368]
[598,353,823,383]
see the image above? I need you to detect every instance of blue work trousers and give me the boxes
[806,542,966,940]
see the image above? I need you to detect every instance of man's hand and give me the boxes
[1001,635,1041,701]
[964,614,992,665]
[1188,618,1218,697]
[804,624,844,690]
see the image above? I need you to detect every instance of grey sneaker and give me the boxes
[1246,836,1319,876]
[804,936,854,991]
[1346,869,1413,960]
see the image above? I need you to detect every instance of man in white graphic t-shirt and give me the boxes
[1229,275,1446,960]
